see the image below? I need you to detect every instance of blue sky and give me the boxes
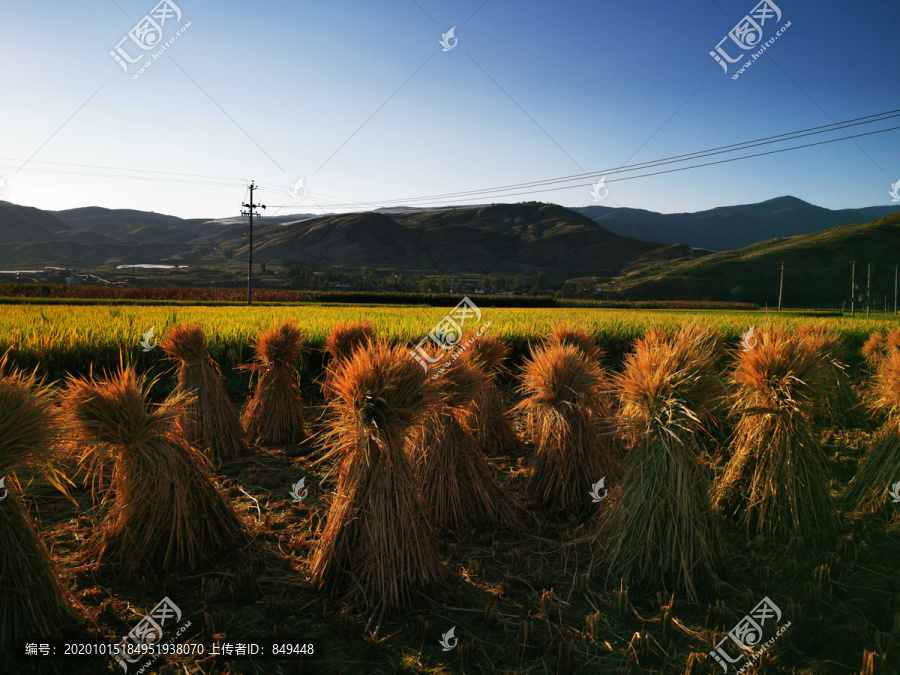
[0,0,897,219]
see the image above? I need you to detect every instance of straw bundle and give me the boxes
[457,334,520,455]
[845,347,900,512]
[795,323,859,426]
[62,366,246,572]
[598,324,725,602]
[323,321,376,393]
[516,343,619,515]
[714,325,837,543]
[0,357,83,643]
[546,324,603,362]
[414,357,520,531]
[160,324,247,462]
[311,342,442,610]
[241,320,306,445]
[861,328,900,368]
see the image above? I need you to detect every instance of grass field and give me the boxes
[4,302,900,674]
[0,303,893,384]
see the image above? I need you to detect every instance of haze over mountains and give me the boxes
[0,198,896,293]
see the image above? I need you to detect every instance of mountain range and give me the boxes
[0,197,897,298]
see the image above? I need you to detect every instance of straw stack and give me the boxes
[241,320,306,445]
[160,324,247,462]
[846,341,900,513]
[311,342,442,610]
[0,357,84,643]
[415,356,520,531]
[598,324,725,602]
[516,342,619,515]
[714,325,837,543]
[62,366,246,572]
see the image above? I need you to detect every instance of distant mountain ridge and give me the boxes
[0,198,896,287]
[576,196,899,251]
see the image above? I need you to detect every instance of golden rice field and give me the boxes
[4,303,900,675]
[1,303,897,377]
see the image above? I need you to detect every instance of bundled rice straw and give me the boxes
[516,342,619,515]
[796,323,859,426]
[160,324,247,462]
[323,321,376,397]
[457,333,520,455]
[546,324,603,361]
[0,356,83,643]
[62,366,246,572]
[862,328,900,368]
[845,346,900,513]
[414,356,520,531]
[241,320,306,445]
[311,342,442,610]
[714,325,837,543]
[598,324,725,602]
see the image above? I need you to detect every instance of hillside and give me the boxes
[612,212,900,307]
[0,201,693,281]
[577,196,900,251]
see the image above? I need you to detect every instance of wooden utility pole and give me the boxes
[894,265,897,315]
[850,261,856,317]
[241,181,266,305]
[866,263,872,318]
[777,261,784,311]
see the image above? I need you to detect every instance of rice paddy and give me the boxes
[3,301,900,674]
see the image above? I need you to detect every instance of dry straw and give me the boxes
[457,333,520,455]
[323,320,376,396]
[516,342,619,515]
[845,342,900,512]
[62,366,246,572]
[546,324,603,362]
[414,354,520,531]
[311,341,442,610]
[796,323,859,426]
[598,324,725,602]
[160,324,247,462]
[861,328,900,368]
[714,325,838,543]
[241,320,307,445]
[0,356,84,643]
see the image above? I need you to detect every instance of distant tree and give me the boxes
[533,271,547,291]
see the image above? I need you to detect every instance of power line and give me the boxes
[0,108,898,210]
[263,123,900,211]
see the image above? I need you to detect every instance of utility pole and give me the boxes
[894,265,897,315]
[777,260,784,312]
[850,261,856,317]
[241,181,266,305]
[866,263,872,318]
